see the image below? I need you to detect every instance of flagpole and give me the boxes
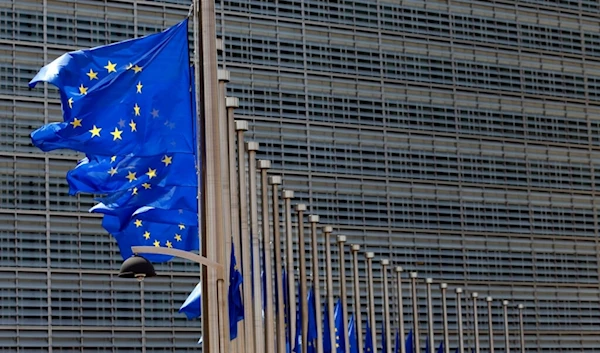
[518,304,524,353]
[381,260,392,353]
[395,267,406,353]
[472,293,480,353]
[297,203,308,353]
[365,252,377,353]
[194,0,223,350]
[247,141,265,353]
[351,244,363,352]
[456,288,464,353]
[425,278,434,353]
[323,226,336,353]
[486,297,494,353]
[283,190,296,346]
[225,94,245,353]
[259,160,275,353]
[235,120,255,352]
[409,272,420,353]
[337,236,350,353]
[502,300,510,353]
[309,215,324,353]
[440,284,449,353]
[271,176,287,353]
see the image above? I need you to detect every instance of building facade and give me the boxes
[1,0,600,351]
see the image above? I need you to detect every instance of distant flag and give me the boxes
[293,286,302,353]
[436,341,444,353]
[334,299,345,353]
[28,19,199,262]
[349,314,359,353]
[179,281,202,319]
[324,301,332,353]
[394,329,400,353]
[228,241,244,340]
[424,336,430,353]
[382,321,387,353]
[364,319,374,353]
[405,329,414,353]
[283,269,291,353]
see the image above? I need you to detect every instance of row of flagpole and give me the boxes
[196,63,528,353]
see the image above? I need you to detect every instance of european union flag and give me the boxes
[228,241,244,340]
[436,341,444,353]
[382,321,387,353]
[394,329,400,353]
[364,319,374,353]
[324,301,332,353]
[334,298,345,353]
[348,314,358,353]
[405,329,414,353]
[179,281,202,319]
[307,287,318,353]
[28,19,200,261]
[283,269,292,353]
[424,336,430,353]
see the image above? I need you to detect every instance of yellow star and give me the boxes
[129,120,137,132]
[146,168,157,179]
[86,68,98,80]
[134,219,142,227]
[68,97,74,108]
[78,84,88,95]
[136,81,143,94]
[108,167,118,176]
[174,234,182,241]
[110,156,117,163]
[133,103,141,116]
[133,65,143,73]
[178,224,185,230]
[104,61,117,73]
[161,155,173,166]
[143,231,151,240]
[70,118,82,128]
[131,187,138,195]
[142,183,151,189]
[153,240,160,247]
[166,240,173,248]
[126,171,137,182]
[110,127,123,141]
[89,125,101,137]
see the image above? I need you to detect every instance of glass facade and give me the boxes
[1,0,600,351]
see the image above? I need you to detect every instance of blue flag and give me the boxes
[28,19,200,262]
[424,336,430,353]
[405,329,414,353]
[283,269,291,353]
[228,241,244,340]
[179,281,202,319]
[348,314,358,353]
[381,321,386,353]
[364,319,374,353]
[334,298,345,353]
[394,329,400,353]
[324,301,332,353]
[436,341,444,353]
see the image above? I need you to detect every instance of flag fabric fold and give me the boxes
[334,298,345,353]
[364,319,374,353]
[179,281,202,319]
[405,329,414,353]
[307,287,318,353]
[349,314,359,353]
[28,19,200,262]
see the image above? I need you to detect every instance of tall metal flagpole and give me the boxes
[502,300,510,353]
[456,288,464,353]
[297,204,308,353]
[247,142,265,353]
[283,190,296,345]
[351,244,363,352]
[425,278,434,353]
[410,272,420,353]
[338,236,350,353]
[309,216,324,353]
[323,226,336,353]
[365,252,377,353]
[395,267,406,353]
[518,304,525,353]
[486,297,494,353]
[381,260,392,353]
[440,284,450,353]
[193,0,222,351]
[271,176,286,353]
[472,293,480,353]
[226,98,245,353]
[235,120,255,351]
[259,160,275,353]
